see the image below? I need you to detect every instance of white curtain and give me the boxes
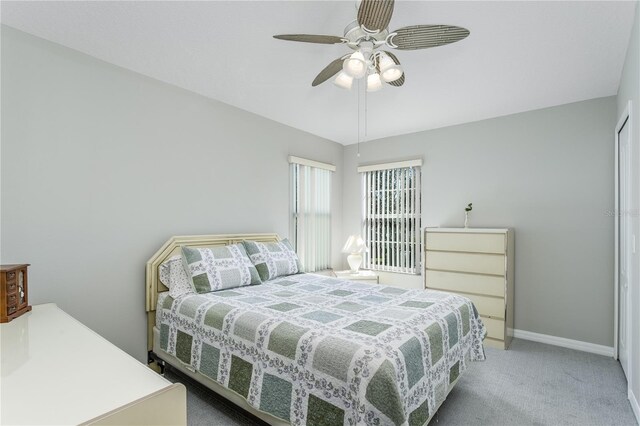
[291,163,332,272]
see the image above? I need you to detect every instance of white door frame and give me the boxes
[614,100,632,394]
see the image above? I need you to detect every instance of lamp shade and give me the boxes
[333,71,354,90]
[343,51,367,79]
[378,52,403,83]
[342,235,367,253]
[367,73,382,92]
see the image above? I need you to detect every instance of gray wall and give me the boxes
[0,22,629,361]
[616,0,640,411]
[0,26,343,362]
[342,97,617,347]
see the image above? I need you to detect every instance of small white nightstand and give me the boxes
[334,270,380,284]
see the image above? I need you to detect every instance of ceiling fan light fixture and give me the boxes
[381,66,403,82]
[343,51,367,78]
[378,53,403,82]
[333,71,354,90]
[367,73,382,92]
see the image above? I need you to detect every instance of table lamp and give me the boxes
[342,235,368,273]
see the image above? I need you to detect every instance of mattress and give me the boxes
[156,273,486,425]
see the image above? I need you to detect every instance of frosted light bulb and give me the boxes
[343,51,367,79]
[333,71,354,89]
[367,73,382,92]
[378,52,403,82]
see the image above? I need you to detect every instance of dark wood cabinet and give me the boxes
[1,264,31,323]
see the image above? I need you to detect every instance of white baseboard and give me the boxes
[630,388,640,425]
[512,329,614,357]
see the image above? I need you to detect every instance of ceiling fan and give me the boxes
[273,0,469,91]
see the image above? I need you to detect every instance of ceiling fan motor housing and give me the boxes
[343,20,389,50]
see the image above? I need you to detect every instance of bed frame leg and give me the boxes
[147,350,166,375]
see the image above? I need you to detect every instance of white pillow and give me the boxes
[159,255,194,298]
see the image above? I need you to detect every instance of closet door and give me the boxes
[616,112,631,379]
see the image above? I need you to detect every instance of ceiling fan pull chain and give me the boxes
[365,80,368,141]
[357,77,361,157]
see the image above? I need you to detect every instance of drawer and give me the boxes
[7,305,17,315]
[464,294,505,319]
[482,317,505,340]
[426,232,505,254]
[426,251,505,276]
[483,337,505,349]
[425,270,505,297]
[6,280,17,294]
[6,271,16,281]
[7,293,17,307]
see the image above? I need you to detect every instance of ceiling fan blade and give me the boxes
[273,34,345,44]
[312,56,346,87]
[375,51,405,87]
[357,0,395,32]
[389,25,469,50]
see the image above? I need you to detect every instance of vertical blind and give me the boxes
[360,163,422,274]
[290,159,333,272]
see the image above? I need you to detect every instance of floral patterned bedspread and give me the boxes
[156,273,486,425]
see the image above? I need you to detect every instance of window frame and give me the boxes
[360,161,422,274]
[289,156,334,272]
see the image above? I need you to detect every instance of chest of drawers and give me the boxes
[424,228,514,349]
[1,304,187,425]
[1,264,31,323]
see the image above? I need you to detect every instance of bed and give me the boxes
[146,234,486,425]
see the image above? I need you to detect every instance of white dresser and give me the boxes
[1,303,187,425]
[424,228,514,349]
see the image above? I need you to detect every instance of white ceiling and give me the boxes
[1,1,636,145]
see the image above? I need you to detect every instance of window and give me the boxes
[289,156,334,272]
[359,160,422,274]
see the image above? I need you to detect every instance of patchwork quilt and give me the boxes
[156,273,486,426]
